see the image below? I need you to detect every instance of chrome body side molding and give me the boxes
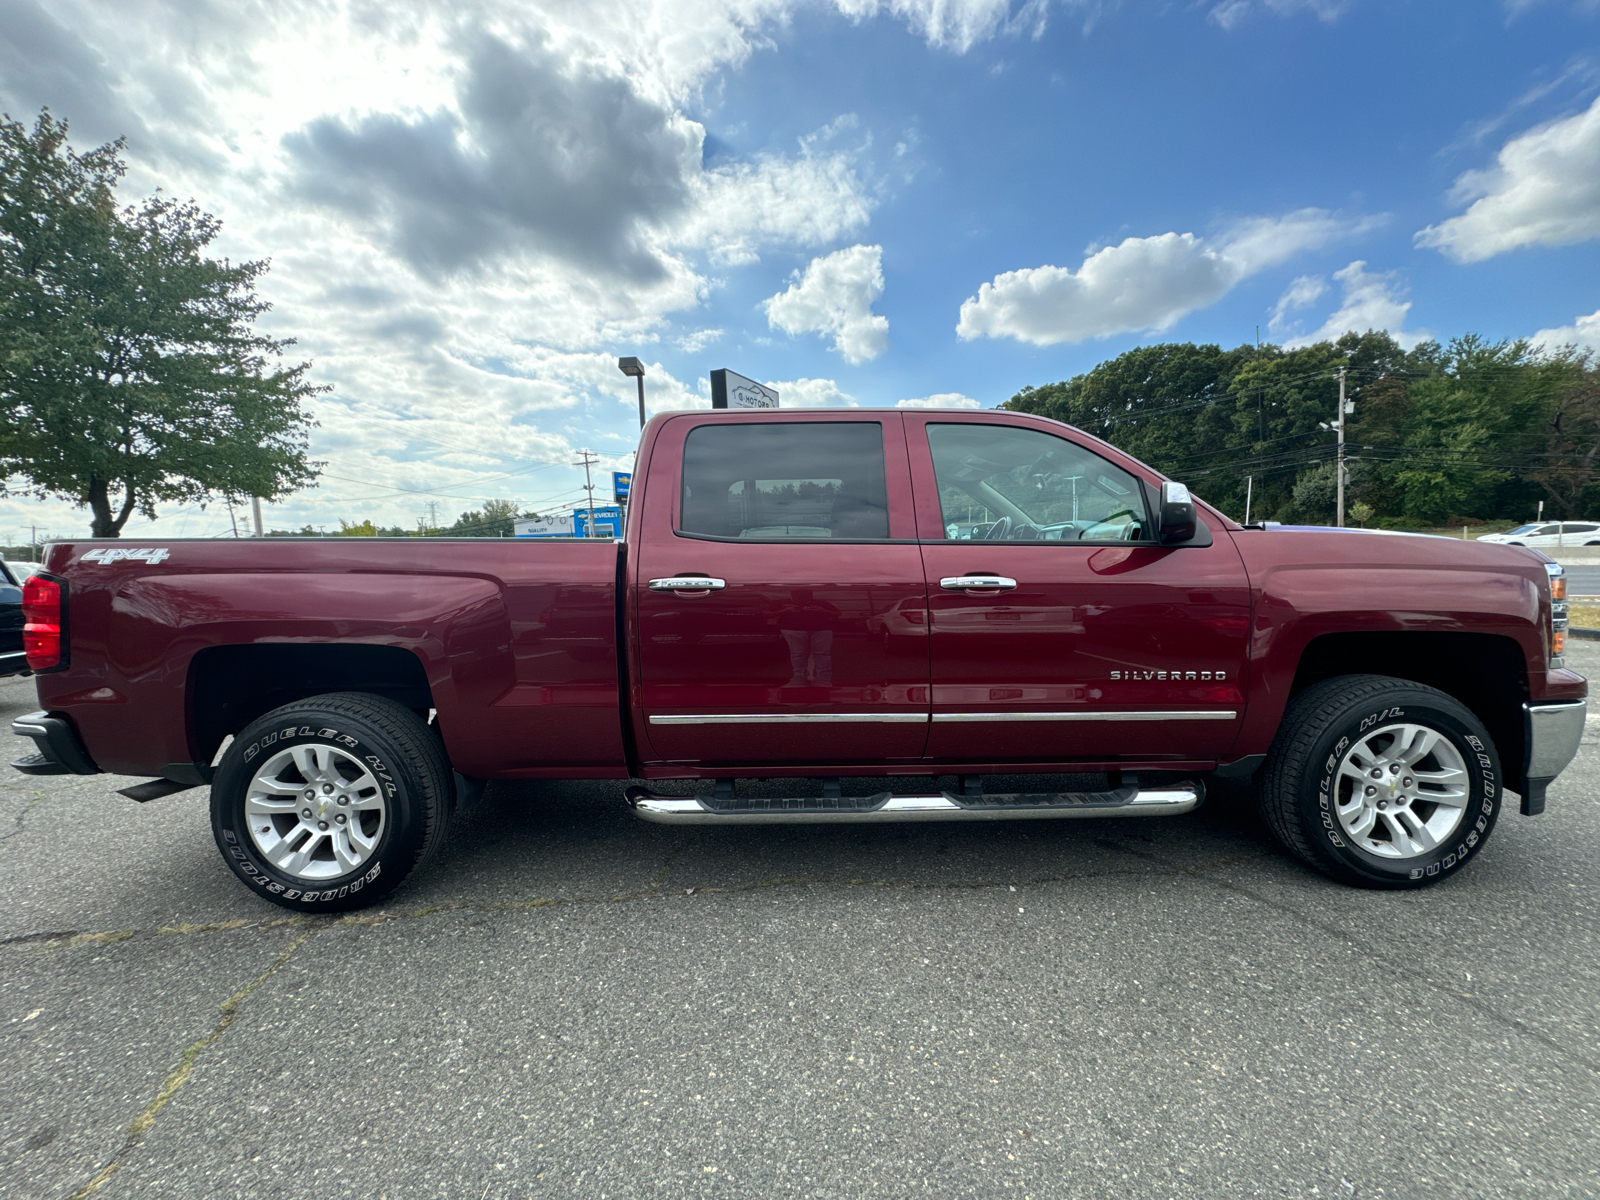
[647,710,1236,725]
[931,710,1236,723]
[648,712,929,725]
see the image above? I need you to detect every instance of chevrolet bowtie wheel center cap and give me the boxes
[244,745,387,882]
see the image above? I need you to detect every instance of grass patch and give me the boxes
[1568,602,1600,629]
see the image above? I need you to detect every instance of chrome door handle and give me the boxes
[940,575,1017,591]
[648,576,726,593]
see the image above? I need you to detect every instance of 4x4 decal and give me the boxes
[81,547,170,565]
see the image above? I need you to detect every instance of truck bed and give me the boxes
[32,538,627,780]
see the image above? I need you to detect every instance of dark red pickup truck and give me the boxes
[10,408,1588,909]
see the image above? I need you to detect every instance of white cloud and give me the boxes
[1531,307,1600,355]
[1504,1,1600,17]
[1416,95,1600,262]
[675,328,723,353]
[896,393,982,408]
[0,0,916,535]
[679,119,875,266]
[1208,0,1348,30]
[1283,261,1424,350]
[832,0,1056,52]
[764,244,890,363]
[1268,274,1328,332]
[765,378,860,407]
[956,209,1369,346]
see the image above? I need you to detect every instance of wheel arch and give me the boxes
[188,643,435,770]
[1289,631,1527,789]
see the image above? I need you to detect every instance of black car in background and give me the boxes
[0,561,26,677]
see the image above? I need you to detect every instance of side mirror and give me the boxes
[1157,481,1196,545]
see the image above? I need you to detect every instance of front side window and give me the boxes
[927,423,1149,542]
[679,422,890,540]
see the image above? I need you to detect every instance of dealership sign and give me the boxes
[710,369,779,409]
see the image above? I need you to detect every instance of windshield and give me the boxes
[1506,525,1540,535]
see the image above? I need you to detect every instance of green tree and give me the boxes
[1388,337,1557,524]
[446,498,523,537]
[0,111,321,537]
[1524,351,1600,518]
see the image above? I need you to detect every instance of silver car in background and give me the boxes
[1478,522,1600,547]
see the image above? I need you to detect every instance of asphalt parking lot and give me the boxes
[2,657,1598,1200]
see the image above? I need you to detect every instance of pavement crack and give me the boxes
[1101,836,1600,1076]
[0,790,44,844]
[64,929,318,1200]
[5,854,1272,950]
[2,915,311,950]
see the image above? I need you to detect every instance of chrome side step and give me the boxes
[625,774,1202,825]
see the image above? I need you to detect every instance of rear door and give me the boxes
[633,413,930,768]
[904,413,1250,765]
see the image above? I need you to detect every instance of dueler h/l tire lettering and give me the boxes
[210,692,452,912]
[1259,675,1501,888]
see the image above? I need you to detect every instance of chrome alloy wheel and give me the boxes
[244,745,387,880]
[1333,723,1471,858]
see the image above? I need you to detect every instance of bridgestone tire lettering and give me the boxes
[209,692,450,913]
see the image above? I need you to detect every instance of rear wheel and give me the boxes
[1259,675,1500,888]
[210,692,452,911]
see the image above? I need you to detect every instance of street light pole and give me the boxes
[618,357,646,429]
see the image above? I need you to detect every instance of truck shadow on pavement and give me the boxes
[414,775,1291,912]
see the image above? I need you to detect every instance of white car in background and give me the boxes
[1477,522,1600,547]
[3,561,42,581]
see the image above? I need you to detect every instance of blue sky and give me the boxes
[1,0,1598,539]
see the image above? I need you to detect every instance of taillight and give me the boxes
[22,575,64,671]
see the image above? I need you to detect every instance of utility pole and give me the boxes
[251,497,264,537]
[424,501,440,531]
[226,498,240,539]
[576,450,600,536]
[1336,366,1348,528]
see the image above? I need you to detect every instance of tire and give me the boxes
[210,692,452,911]
[1259,675,1501,888]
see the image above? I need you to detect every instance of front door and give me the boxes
[904,414,1250,766]
[634,413,930,768]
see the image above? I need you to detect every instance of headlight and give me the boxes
[1546,562,1567,668]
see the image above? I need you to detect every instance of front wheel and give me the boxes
[1259,676,1500,888]
[211,692,452,911]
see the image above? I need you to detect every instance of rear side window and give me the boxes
[679,422,890,540]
